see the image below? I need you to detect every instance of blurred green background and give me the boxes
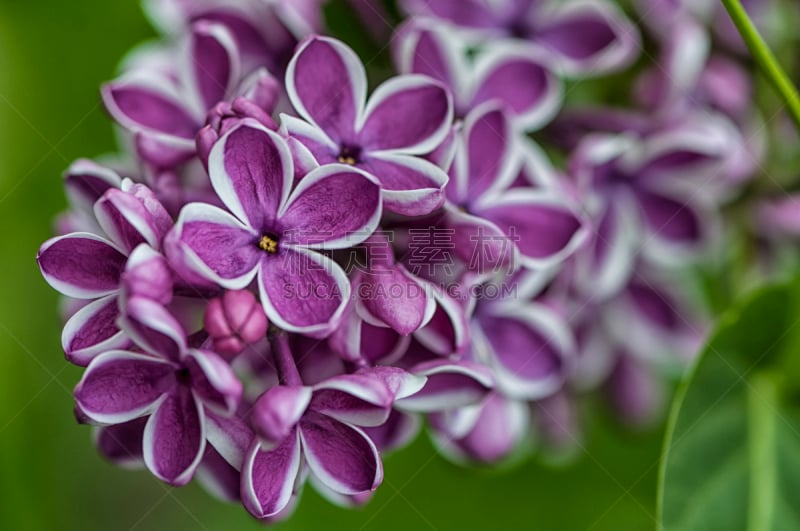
[0,2,663,529]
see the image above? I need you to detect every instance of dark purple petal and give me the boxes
[395,21,458,90]
[102,78,199,138]
[75,351,174,424]
[62,295,127,366]
[446,209,518,273]
[401,0,500,29]
[205,412,254,470]
[184,349,243,416]
[358,265,432,335]
[360,76,452,153]
[636,188,702,245]
[241,430,302,518]
[197,446,241,502]
[208,121,294,230]
[95,417,147,467]
[414,288,469,355]
[258,248,349,336]
[362,410,421,452]
[184,21,239,111]
[121,244,174,305]
[94,188,159,253]
[37,233,125,299]
[626,281,681,333]
[299,411,382,494]
[251,386,312,446]
[63,159,121,212]
[143,387,205,485]
[397,360,493,412]
[278,165,381,249]
[170,202,261,288]
[309,376,393,428]
[477,190,584,266]
[286,36,366,142]
[121,296,187,361]
[360,153,447,216]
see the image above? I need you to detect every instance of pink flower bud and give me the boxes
[204,290,269,358]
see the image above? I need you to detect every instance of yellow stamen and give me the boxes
[258,235,279,254]
[338,154,357,165]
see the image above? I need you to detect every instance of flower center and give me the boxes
[258,233,280,254]
[175,367,191,385]
[337,145,361,165]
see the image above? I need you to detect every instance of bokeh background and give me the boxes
[0,2,664,529]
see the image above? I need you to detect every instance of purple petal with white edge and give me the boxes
[310,372,395,427]
[472,46,563,131]
[636,188,703,247]
[280,113,338,165]
[121,296,187,361]
[358,265,433,335]
[208,121,294,230]
[362,409,422,453]
[95,417,147,468]
[94,188,159,253]
[121,244,173,305]
[535,1,640,76]
[360,152,448,216]
[456,104,519,205]
[143,387,205,486]
[359,75,453,154]
[400,0,500,29]
[357,366,427,400]
[184,349,243,416]
[252,386,312,447]
[121,181,174,242]
[197,446,241,502]
[258,247,349,337]
[205,412,254,470]
[135,130,196,168]
[37,233,125,299]
[169,202,261,289]
[242,430,302,519]
[394,20,462,95]
[448,392,529,463]
[445,208,519,274]
[396,360,493,412]
[477,189,585,268]
[278,165,382,249]
[476,305,571,399]
[286,36,366,142]
[299,411,383,494]
[102,74,199,138]
[75,350,174,425]
[62,295,128,366]
[625,281,682,333]
[183,21,240,112]
[63,159,121,212]
[414,287,470,355]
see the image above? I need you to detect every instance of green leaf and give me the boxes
[658,284,800,530]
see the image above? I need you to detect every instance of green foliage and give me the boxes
[658,284,800,530]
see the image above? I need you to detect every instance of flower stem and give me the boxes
[268,327,303,386]
[721,0,800,131]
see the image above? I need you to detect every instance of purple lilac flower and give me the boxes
[401,0,641,76]
[166,120,382,335]
[394,18,563,130]
[37,180,173,364]
[204,289,269,358]
[281,36,454,216]
[75,297,242,485]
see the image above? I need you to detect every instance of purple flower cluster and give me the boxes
[35,0,767,522]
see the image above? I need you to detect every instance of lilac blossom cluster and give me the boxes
[35,0,766,522]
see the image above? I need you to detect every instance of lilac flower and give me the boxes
[281,36,454,216]
[37,180,173,364]
[442,104,586,272]
[204,289,269,358]
[242,342,425,518]
[401,0,641,76]
[394,18,563,130]
[74,297,243,485]
[166,120,382,335]
[103,21,277,168]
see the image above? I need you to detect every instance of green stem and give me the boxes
[721,0,800,131]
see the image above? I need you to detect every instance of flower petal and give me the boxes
[168,202,261,289]
[445,208,518,274]
[241,430,302,518]
[358,265,433,335]
[62,294,128,366]
[208,121,294,230]
[185,349,243,416]
[477,189,585,268]
[121,296,187,361]
[362,409,422,453]
[94,188,159,253]
[143,387,206,486]
[183,21,240,112]
[299,412,382,495]
[286,36,366,142]
[95,417,147,468]
[360,152,448,216]
[252,386,312,447]
[258,247,349,336]
[396,360,493,412]
[75,350,174,425]
[278,165,382,250]
[359,75,453,154]
[37,233,125,299]
[63,159,121,212]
